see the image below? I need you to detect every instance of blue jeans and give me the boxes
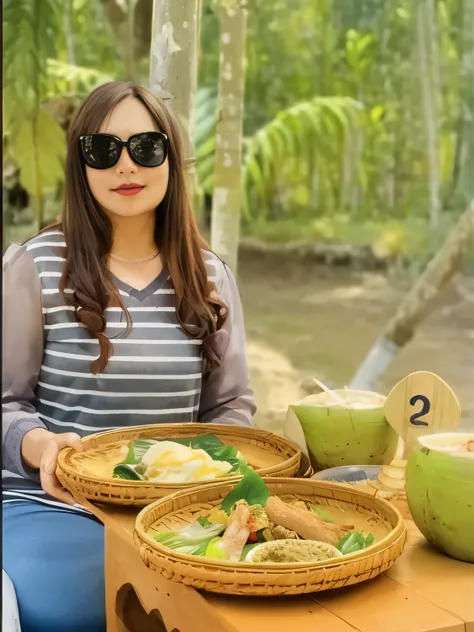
[3,501,105,632]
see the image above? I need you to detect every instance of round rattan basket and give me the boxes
[134,477,407,596]
[56,424,301,507]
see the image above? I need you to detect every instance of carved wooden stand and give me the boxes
[90,501,473,632]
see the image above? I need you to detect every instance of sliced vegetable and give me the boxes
[153,521,225,555]
[205,536,228,559]
[221,467,271,515]
[207,507,231,526]
[336,531,375,555]
[112,464,143,480]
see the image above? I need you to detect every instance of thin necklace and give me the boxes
[109,250,160,264]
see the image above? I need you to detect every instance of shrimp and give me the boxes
[220,502,251,561]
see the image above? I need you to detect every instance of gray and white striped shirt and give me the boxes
[2,230,255,511]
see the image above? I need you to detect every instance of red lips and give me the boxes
[113,183,145,196]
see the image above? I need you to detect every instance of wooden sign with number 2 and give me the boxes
[384,371,461,454]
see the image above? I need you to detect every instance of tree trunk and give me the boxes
[340,125,353,211]
[350,198,474,390]
[210,1,248,275]
[135,0,154,59]
[64,0,75,65]
[149,0,202,222]
[101,0,139,82]
[125,0,138,83]
[416,0,441,229]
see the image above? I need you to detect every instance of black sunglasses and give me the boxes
[79,131,168,170]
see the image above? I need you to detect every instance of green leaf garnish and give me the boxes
[336,531,375,555]
[240,543,259,561]
[221,466,270,515]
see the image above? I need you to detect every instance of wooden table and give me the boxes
[86,500,474,632]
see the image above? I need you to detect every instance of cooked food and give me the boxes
[141,441,233,483]
[112,434,247,483]
[262,524,298,541]
[264,495,345,545]
[245,539,342,564]
[217,502,252,561]
[152,467,378,564]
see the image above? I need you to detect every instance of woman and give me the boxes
[2,82,255,632]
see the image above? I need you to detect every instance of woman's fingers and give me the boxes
[39,432,84,505]
[56,432,84,453]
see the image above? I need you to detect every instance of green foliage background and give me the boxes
[3,0,474,261]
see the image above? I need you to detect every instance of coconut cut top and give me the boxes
[418,433,474,458]
[300,389,386,409]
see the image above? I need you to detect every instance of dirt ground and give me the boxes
[238,254,474,434]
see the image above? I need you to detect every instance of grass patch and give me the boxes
[242,213,468,262]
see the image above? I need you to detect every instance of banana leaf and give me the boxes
[123,439,158,464]
[220,466,271,515]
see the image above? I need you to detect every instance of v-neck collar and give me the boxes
[110,266,170,302]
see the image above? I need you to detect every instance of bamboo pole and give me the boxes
[350,199,474,390]
[210,0,248,274]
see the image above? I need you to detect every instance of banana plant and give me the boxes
[3,0,64,226]
[3,0,114,227]
[194,88,363,219]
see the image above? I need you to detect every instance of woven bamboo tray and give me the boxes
[56,424,301,507]
[134,477,407,596]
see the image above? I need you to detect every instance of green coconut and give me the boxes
[290,389,398,470]
[406,432,474,563]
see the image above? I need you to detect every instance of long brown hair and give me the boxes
[49,82,226,374]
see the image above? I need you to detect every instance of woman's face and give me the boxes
[85,97,169,220]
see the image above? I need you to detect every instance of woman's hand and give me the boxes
[21,428,84,504]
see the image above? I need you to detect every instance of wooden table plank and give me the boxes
[205,595,358,632]
[313,574,465,632]
[386,523,474,630]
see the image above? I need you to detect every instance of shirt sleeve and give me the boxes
[2,244,47,477]
[198,262,257,427]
